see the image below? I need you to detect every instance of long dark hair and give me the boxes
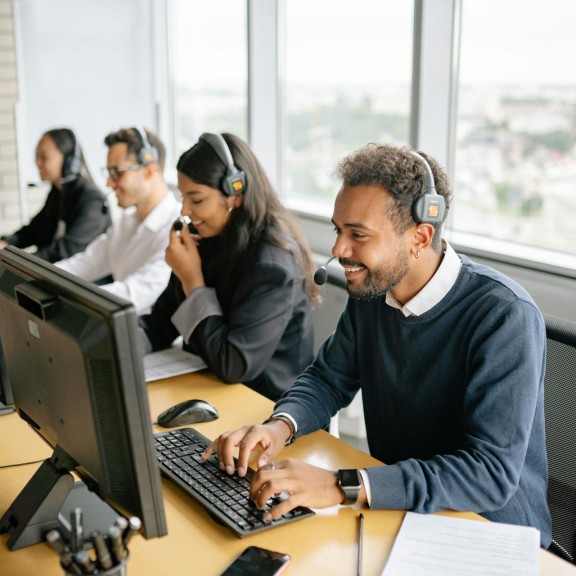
[44,127,95,184]
[177,133,320,304]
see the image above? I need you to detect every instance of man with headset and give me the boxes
[55,127,181,315]
[205,143,552,547]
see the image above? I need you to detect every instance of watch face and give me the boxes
[339,469,360,487]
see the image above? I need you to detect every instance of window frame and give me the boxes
[285,0,576,279]
[164,0,576,281]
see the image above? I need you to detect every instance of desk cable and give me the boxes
[0,458,46,469]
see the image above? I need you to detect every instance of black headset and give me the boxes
[132,127,159,165]
[410,150,445,224]
[199,133,247,196]
[61,130,81,180]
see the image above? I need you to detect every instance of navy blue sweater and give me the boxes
[276,255,551,546]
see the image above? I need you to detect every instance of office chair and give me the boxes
[312,266,348,438]
[543,313,576,564]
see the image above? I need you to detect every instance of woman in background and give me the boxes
[140,132,320,401]
[0,128,110,262]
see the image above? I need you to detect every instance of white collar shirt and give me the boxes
[385,240,462,317]
[56,192,181,314]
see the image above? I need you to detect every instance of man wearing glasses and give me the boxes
[55,127,181,314]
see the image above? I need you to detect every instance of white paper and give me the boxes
[144,347,207,382]
[382,512,540,576]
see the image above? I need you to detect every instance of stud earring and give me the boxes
[415,251,420,260]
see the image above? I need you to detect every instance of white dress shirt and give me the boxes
[55,193,181,314]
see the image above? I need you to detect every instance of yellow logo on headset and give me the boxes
[428,205,439,218]
[232,180,244,192]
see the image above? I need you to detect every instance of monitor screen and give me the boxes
[0,247,167,550]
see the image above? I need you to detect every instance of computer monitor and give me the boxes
[0,247,167,550]
[0,341,15,415]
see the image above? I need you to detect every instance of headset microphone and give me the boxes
[314,256,336,286]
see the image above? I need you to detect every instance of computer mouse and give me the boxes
[156,399,219,428]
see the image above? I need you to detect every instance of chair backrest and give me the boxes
[543,313,576,563]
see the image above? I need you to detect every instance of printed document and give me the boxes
[144,347,207,382]
[382,511,539,576]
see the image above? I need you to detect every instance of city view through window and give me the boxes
[169,0,575,264]
[453,0,576,257]
[170,0,248,157]
[283,1,413,213]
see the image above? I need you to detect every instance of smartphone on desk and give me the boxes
[220,546,291,576]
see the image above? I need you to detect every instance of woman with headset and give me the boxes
[140,133,320,401]
[0,128,110,262]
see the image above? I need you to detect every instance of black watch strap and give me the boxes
[337,468,361,505]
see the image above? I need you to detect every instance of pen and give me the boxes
[70,507,84,553]
[123,515,142,548]
[46,529,82,575]
[46,528,67,556]
[74,549,96,573]
[109,525,127,563]
[93,530,113,570]
[114,515,129,534]
[357,513,364,576]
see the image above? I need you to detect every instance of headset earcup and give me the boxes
[138,145,159,165]
[222,171,247,196]
[412,193,445,224]
[63,150,81,178]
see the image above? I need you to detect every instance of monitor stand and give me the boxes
[0,446,120,550]
[0,401,15,415]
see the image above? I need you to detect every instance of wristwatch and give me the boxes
[336,468,361,505]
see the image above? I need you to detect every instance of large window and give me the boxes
[170,0,248,158]
[453,0,576,258]
[282,1,414,214]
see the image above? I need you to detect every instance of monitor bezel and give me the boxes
[0,246,167,549]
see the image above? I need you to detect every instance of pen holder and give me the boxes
[64,554,129,576]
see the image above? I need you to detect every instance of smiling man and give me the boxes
[205,142,552,548]
[55,127,181,314]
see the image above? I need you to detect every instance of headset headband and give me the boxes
[199,133,246,196]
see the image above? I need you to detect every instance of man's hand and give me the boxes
[250,459,350,520]
[202,421,291,477]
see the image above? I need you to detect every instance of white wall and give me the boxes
[14,0,160,198]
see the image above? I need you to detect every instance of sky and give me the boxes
[171,0,576,88]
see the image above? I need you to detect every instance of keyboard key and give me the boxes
[154,427,315,537]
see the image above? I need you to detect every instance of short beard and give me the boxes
[345,249,410,301]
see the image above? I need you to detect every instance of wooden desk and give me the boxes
[1,371,575,575]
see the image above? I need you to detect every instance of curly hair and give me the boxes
[334,143,452,250]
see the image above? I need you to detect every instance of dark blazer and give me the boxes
[1,176,111,263]
[140,234,314,401]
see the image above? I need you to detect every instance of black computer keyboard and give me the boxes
[154,427,315,537]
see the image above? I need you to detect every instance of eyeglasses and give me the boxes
[101,164,142,182]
